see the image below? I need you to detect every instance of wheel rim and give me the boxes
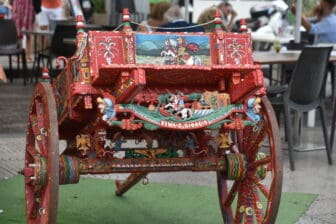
[24,83,59,224]
[217,96,283,224]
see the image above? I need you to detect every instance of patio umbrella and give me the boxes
[294,0,302,43]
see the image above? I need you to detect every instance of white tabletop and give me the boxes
[251,32,293,44]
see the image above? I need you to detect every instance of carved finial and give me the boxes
[214,9,223,32]
[239,19,248,33]
[41,67,50,81]
[76,15,85,32]
[122,8,131,23]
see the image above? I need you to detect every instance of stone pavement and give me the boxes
[0,80,32,179]
[1,79,336,224]
[0,134,25,179]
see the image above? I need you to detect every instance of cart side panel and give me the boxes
[88,31,125,84]
[53,69,70,124]
[221,33,253,66]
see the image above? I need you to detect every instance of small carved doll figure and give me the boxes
[97,97,116,121]
[246,97,262,122]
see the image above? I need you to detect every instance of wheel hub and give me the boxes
[226,153,248,180]
[22,156,48,186]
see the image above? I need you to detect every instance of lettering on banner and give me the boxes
[160,120,209,130]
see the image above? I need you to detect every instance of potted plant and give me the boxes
[92,0,108,25]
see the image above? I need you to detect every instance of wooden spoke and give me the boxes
[216,97,282,224]
[234,183,246,223]
[249,156,271,169]
[24,83,59,224]
[29,114,45,154]
[254,179,270,199]
[216,171,234,222]
[28,190,43,219]
[26,146,38,158]
[246,126,266,160]
[224,181,240,207]
[252,188,264,223]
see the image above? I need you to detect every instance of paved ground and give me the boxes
[1,79,336,223]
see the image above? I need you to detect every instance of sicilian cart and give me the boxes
[21,9,283,224]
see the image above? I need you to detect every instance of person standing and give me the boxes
[39,0,63,30]
[11,0,35,62]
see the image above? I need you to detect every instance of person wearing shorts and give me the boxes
[39,0,63,30]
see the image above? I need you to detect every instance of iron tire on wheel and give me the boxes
[23,82,59,224]
[217,96,283,224]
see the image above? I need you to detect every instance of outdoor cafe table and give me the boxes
[253,50,336,86]
[253,50,336,64]
[253,50,336,151]
[253,51,305,89]
[251,32,293,51]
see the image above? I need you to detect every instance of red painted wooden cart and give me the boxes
[21,10,282,224]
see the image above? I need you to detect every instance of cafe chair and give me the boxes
[267,46,333,171]
[35,24,77,82]
[0,19,28,85]
[331,100,336,152]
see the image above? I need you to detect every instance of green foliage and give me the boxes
[92,0,105,13]
[286,0,319,25]
[287,0,319,16]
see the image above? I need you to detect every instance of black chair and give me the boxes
[0,19,28,85]
[280,39,309,85]
[35,24,77,81]
[267,46,333,171]
[331,99,336,151]
[49,18,75,31]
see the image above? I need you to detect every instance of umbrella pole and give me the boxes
[294,0,302,43]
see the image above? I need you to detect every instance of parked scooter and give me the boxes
[234,0,289,35]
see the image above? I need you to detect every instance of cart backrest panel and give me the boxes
[88,31,125,75]
[135,33,213,66]
[88,31,254,78]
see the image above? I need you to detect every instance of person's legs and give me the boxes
[26,35,32,62]
[0,65,7,83]
[38,8,51,69]
[38,7,63,53]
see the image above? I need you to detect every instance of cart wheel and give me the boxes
[217,96,282,224]
[23,83,59,224]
